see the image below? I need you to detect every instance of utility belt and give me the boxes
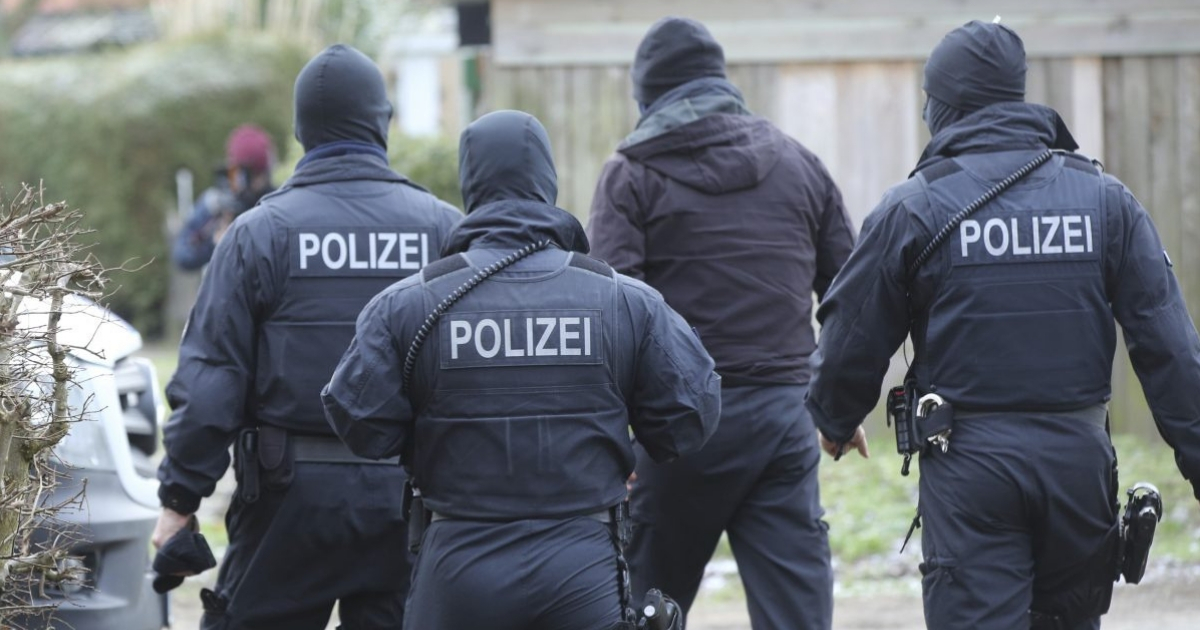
[404,483,632,556]
[886,385,1164,625]
[234,426,399,504]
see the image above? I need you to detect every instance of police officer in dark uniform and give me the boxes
[322,110,722,630]
[807,21,1200,630]
[153,44,461,629]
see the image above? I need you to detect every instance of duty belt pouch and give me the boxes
[404,479,431,555]
[235,429,260,504]
[918,401,954,448]
[256,426,295,492]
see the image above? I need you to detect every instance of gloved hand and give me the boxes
[151,514,217,593]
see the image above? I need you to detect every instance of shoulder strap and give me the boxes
[908,149,1055,279]
[402,241,552,393]
[568,252,615,278]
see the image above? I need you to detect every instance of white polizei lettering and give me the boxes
[984,218,1009,256]
[1062,216,1085,253]
[369,234,378,269]
[535,318,558,356]
[322,233,347,269]
[559,317,581,356]
[475,319,501,358]
[377,233,398,269]
[1085,215,1093,252]
[526,318,534,356]
[298,233,320,269]
[421,233,430,268]
[348,234,369,269]
[1011,218,1031,255]
[1033,217,1041,254]
[961,220,981,257]
[399,233,420,270]
[584,317,591,356]
[450,320,471,360]
[1040,217,1063,254]
[504,319,525,357]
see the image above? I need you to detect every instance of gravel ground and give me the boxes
[167,559,1200,629]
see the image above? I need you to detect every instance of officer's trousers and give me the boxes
[404,516,623,630]
[200,462,411,630]
[627,384,833,630]
[919,411,1118,630]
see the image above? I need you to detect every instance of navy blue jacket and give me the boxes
[158,151,461,513]
[322,110,721,519]
[806,103,1200,499]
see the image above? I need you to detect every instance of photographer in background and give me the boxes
[172,124,277,271]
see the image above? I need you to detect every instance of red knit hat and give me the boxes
[225,124,275,173]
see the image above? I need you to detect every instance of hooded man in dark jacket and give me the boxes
[807,21,1200,629]
[153,44,461,630]
[322,109,722,630]
[587,16,854,630]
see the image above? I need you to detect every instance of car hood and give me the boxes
[16,293,142,368]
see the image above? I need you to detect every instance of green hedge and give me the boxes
[274,132,464,210]
[0,34,308,337]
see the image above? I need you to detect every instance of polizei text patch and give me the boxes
[440,310,603,369]
[952,208,1100,266]
[289,228,434,277]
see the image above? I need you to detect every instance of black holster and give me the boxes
[404,479,431,555]
[234,426,296,504]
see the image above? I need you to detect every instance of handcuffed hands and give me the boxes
[819,426,869,460]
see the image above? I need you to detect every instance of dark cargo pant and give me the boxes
[627,384,833,630]
[918,408,1118,630]
[200,462,411,630]
[403,516,623,630]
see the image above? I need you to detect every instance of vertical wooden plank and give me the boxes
[1070,57,1105,159]
[777,63,840,193]
[1178,55,1200,335]
[1025,58,1051,108]
[568,66,595,219]
[1148,58,1182,270]
[1100,57,1129,432]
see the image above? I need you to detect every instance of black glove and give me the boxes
[152,515,217,594]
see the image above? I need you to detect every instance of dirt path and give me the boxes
[167,567,1200,629]
[689,567,1200,630]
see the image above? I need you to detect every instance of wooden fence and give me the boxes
[484,54,1200,436]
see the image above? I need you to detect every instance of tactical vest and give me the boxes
[912,153,1116,411]
[411,250,634,520]
[254,184,446,433]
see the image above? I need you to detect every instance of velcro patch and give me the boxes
[951,208,1100,266]
[289,228,434,277]
[440,310,603,369]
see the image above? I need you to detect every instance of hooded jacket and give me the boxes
[158,46,462,514]
[588,84,855,387]
[322,111,721,519]
[806,102,1200,500]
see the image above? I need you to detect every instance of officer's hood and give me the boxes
[446,111,588,255]
[618,80,783,195]
[293,45,392,152]
[914,102,1079,173]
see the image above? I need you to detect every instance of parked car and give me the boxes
[17,295,168,629]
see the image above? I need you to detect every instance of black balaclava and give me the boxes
[293,44,393,152]
[631,17,726,107]
[923,20,1027,136]
[458,110,558,214]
